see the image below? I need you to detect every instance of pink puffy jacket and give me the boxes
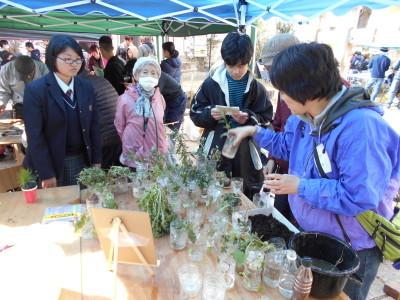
[114,84,167,168]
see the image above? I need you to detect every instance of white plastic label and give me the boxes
[316,143,332,174]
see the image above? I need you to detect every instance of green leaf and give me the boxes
[233,249,246,266]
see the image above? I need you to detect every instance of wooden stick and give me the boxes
[119,222,155,276]
[111,217,121,300]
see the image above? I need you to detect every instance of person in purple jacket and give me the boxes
[228,42,400,300]
[161,41,182,84]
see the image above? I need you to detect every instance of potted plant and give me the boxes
[18,168,37,203]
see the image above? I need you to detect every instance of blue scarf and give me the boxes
[135,85,154,118]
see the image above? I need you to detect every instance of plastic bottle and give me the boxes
[278,250,298,299]
[291,258,313,300]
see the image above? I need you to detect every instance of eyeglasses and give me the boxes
[56,57,84,65]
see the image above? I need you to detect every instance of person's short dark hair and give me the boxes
[270,42,343,104]
[45,35,85,73]
[124,36,132,42]
[380,47,389,53]
[1,51,13,62]
[89,44,99,53]
[221,32,253,66]
[99,35,113,52]
[0,40,8,47]
[25,42,34,49]
[15,55,35,82]
[162,41,179,58]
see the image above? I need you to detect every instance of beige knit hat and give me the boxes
[260,33,300,67]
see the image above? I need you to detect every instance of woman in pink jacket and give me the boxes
[114,57,167,168]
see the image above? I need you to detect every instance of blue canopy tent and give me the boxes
[0,0,397,36]
[0,1,397,67]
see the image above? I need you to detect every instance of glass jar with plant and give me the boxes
[107,166,132,193]
[219,192,241,217]
[195,168,212,200]
[170,218,188,250]
[138,184,175,238]
[242,245,265,292]
[78,168,117,208]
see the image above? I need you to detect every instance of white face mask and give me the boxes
[139,76,158,91]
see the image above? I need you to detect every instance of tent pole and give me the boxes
[156,35,163,63]
[249,25,257,73]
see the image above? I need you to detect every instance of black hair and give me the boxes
[25,42,34,49]
[45,35,85,73]
[221,32,253,66]
[270,42,343,104]
[162,41,179,58]
[0,40,8,47]
[99,35,113,52]
[89,44,99,53]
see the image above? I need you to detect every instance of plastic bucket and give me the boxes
[289,232,360,298]
[22,185,38,204]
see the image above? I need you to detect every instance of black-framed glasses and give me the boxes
[56,56,84,65]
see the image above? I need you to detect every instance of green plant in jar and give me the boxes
[138,184,175,238]
[78,167,107,187]
[107,166,132,184]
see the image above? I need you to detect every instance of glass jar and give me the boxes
[231,177,243,195]
[168,191,182,215]
[242,247,265,292]
[169,219,187,250]
[178,263,202,297]
[188,226,207,262]
[263,250,286,288]
[232,211,251,234]
[113,176,129,193]
[202,271,226,300]
[217,253,236,289]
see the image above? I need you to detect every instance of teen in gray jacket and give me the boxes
[0,56,48,118]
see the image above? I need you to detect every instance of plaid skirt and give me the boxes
[60,153,87,186]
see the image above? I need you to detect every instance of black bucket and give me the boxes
[289,232,361,298]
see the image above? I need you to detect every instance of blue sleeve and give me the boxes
[160,60,175,76]
[253,115,297,161]
[368,58,373,69]
[298,112,394,216]
[384,57,391,71]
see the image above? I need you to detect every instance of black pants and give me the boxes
[102,142,122,169]
[12,103,23,120]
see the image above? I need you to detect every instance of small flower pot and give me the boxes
[22,184,38,204]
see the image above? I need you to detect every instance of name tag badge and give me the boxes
[88,105,92,111]
[316,143,332,174]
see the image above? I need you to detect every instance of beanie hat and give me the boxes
[260,34,300,67]
[132,56,161,80]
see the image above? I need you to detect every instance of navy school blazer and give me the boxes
[23,72,101,182]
